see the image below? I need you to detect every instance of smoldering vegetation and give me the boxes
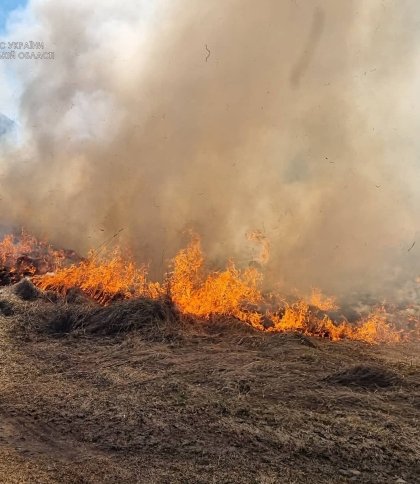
[1,1,420,299]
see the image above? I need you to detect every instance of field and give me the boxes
[0,285,419,484]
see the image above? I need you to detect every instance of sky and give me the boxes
[0,0,27,32]
[0,0,28,122]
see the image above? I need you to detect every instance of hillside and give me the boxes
[0,285,418,484]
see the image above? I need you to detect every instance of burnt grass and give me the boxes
[0,287,419,483]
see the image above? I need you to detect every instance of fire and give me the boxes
[0,231,414,343]
[268,300,342,338]
[169,234,263,327]
[0,232,35,267]
[308,289,338,312]
[353,308,401,344]
[268,302,401,343]
[0,230,68,280]
[35,247,154,305]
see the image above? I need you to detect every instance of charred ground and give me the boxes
[0,285,419,484]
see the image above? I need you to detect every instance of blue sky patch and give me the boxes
[0,0,27,32]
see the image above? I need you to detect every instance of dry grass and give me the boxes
[13,278,41,301]
[0,288,419,483]
[324,364,402,389]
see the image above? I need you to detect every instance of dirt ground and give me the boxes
[0,287,419,483]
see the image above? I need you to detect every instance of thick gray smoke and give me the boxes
[1,0,420,296]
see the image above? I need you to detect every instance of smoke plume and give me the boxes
[1,0,420,296]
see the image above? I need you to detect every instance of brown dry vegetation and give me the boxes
[0,286,419,484]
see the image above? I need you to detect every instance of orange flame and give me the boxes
[35,247,154,304]
[268,302,401,342]
[0,231,38,268]
[352,308,401,344]
[168,235,263,327]
[0,230,65,275]
[0,231,407,344]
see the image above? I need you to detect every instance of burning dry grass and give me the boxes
[168,235,263,328]
[0,271,418,484]
[0,231,412,344]
[0,231,40,268]
[0,231,83,288]
[35,247,154,304]
[269,303,401,343]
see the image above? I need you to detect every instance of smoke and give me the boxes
[1,0,420,296]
